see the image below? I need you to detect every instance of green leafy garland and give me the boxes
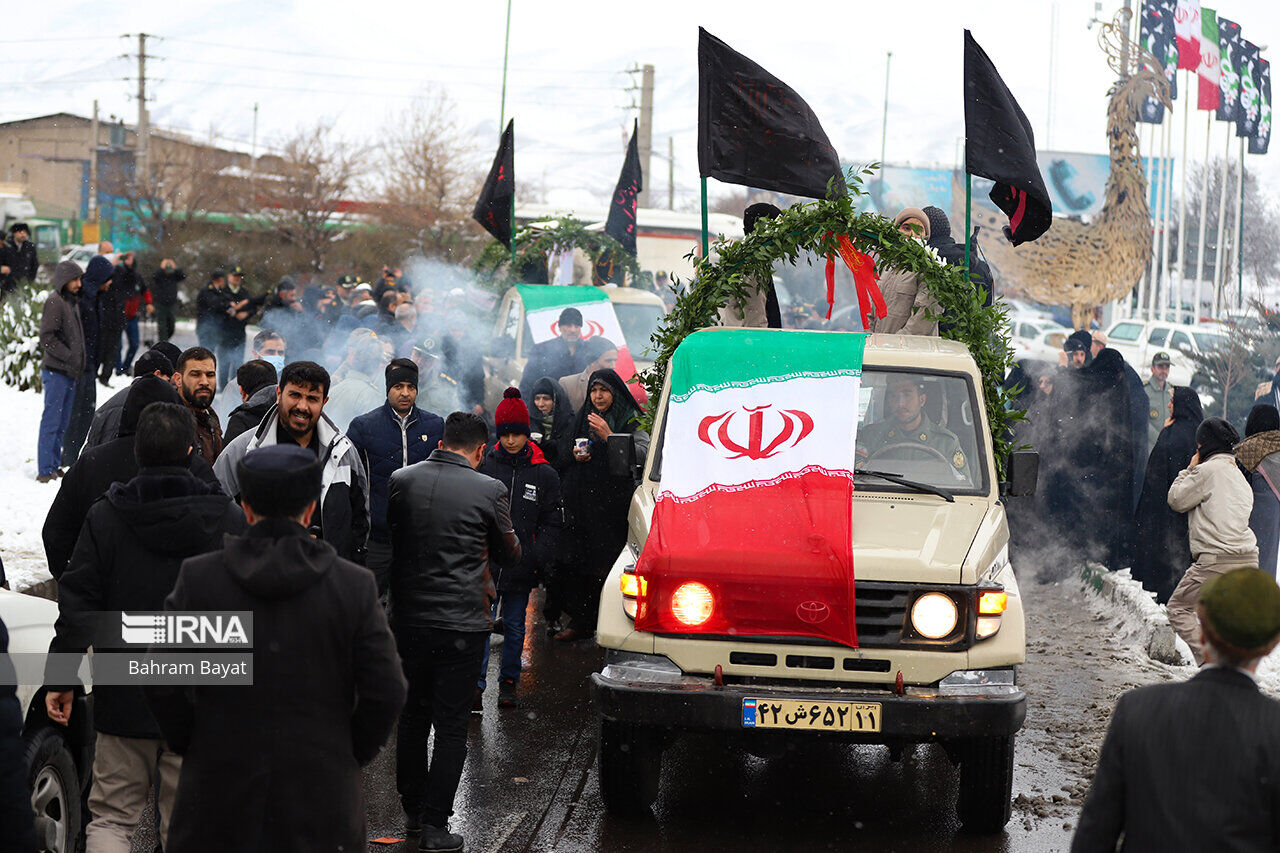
[642,168,1023,475]
[474,215,641,288]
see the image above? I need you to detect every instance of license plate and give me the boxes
[742,698,881,732]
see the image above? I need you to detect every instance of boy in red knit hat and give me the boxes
[475,388,562,709]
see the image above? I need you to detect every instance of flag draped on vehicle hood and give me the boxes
[963,30,1053,246]
[635,329,865,648]
[474,119,514,248]
[696,27,842,199]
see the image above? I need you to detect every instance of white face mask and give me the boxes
[263,354,286,375]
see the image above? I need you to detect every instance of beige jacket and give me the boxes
[559,369,590,413]
[718,272,770,329]
[1168,453,1257,558]
[868,266,941,336]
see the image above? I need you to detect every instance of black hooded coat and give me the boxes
[41,376,221,579]
[531,375,575,469]
[1132,387,1204,602]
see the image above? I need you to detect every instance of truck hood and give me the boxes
[850,496,990,584]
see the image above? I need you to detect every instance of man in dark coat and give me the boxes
[62,242,116,466]
[42,375,221,579]
[37,260,85,481]
[923,205,994,329]
[477,388,561,708]
[145,444,405,853]
[388,412,520,850]
[519,307,587,400]
[43,403,245,850]
[1072,568,1280,852]
[222,359,278,445]
[346,359,444,596]
[0,222,39,295]
[173,346,223,464]
[83,348,174,451]
[150,259,186,342]
[96,257,126,386]
[0,616,36,851]
[1132,386,1203,602]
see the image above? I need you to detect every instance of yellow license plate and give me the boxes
[742,698,881,732]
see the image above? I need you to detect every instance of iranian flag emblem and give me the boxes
[635,329,865,648]
[517,285,640,384]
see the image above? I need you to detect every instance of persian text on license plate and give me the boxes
[742,698,881,732]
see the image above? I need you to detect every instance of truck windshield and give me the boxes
[613,302,665,360]
[855,369,987,495]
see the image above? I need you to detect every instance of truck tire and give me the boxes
[598,719,661,816]
[955,735,1014,832]
[25,726,83,853]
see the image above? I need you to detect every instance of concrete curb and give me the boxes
[1077,563,1193,666]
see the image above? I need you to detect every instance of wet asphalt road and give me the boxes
[357,577,1182,853]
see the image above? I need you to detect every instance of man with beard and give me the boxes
[214,361,370,563]
[519,308,586,400]
[174,347,223,464]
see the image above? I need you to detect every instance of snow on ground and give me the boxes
[0,374,131,591]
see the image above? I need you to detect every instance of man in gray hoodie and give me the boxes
[37,260,85,481]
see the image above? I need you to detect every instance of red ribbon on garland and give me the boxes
[824,234,886,327]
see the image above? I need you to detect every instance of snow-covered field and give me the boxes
[0,374,131,591]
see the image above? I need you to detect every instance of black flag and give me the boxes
[963,30,1052,246]
[697,27,841,199]
[605,120,643,257]
[473,119,514,248]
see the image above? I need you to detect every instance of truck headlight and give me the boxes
[976,585,1007,640]
[671,582,714,626]
[910,592,958,639]
[620,567,646,619]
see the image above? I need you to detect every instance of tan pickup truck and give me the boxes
[591,331,1037,832]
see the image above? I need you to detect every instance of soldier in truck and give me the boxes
[857,374,971,482]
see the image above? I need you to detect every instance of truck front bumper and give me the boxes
[590,664,1025,741]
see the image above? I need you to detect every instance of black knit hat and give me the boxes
[922,206,951,241]
[558,307,583,327]
[150,341,182,367]
[1246,404,1280,437]
[132,350,173,378]
[120,375,184,437]
[238,445,322,519]
[1196,417,1240,460]
[1063,330,1093,353]
[385,358,418,393]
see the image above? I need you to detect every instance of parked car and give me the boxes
[2,588,92,852]
[1105,319,1227,385]
[1009,317,1071,362]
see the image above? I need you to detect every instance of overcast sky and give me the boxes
[13,0,1280,210]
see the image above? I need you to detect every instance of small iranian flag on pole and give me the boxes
[516,285,640,384]
[635,329,865,648]
[1198,8,1221,110]
[1175,0,1202,71]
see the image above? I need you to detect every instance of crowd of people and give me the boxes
[21,241,654,849]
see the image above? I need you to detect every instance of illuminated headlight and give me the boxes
[620,567,646,619]
[910,592,959,639]
[976,585,1007,640]
[671,582,714,626]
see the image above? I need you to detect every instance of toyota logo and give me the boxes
[697,405,815,461]
[551,319,605,340]
[796,601,831,624]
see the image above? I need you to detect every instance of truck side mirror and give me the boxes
[1003,450,1039,498]
[607,433,638,479]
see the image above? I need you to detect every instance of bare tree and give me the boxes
[251,121,369,272]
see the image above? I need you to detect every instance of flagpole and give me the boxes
[1236,135,1245,308]
[1136,122,1153,318]
[1212,128,1232,316]
[700,177,709,261]
[1154,118,1171,320]
[1192,111,1212,324]
[499,0,513,130]
[1176,70,1191,322]
[964,171,972,280]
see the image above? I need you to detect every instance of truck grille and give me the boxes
[853,582,911,647]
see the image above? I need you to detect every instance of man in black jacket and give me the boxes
[222,358,277,445]
[83,348,174,451]
[145,444,405,852]
[150,259,185,342]
[1072,567,1280,852]
[477,388,560,709]
[43,403,245,851]
[0,222,39,295]
[43,375,221,579]
[388,412,520,851]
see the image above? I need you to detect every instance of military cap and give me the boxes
[1199,568,1280,653]
[237,445,322,519]
[413,336,442,359]
[336,273,357,287]
[1151,351,1171,366]
[228,265,244,277]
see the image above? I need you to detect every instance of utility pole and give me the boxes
[136,32,150,189]
[878,52,892,207]
[249,102,259,187]
[668,136,675,211]
[636,64,654,209]
[88,100,99,222]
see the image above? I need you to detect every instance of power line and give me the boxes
[1,35,124,44]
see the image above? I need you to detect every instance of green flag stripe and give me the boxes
[667,329,865,400]
[1203,8,1217,42]
[516,285,609,313]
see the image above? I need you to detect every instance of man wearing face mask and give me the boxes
[214,361,370,564]
[867,207,941,336]
[215,330,286,423]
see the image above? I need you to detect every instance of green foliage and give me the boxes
[0,285,45,392]
[1187,301,1279,426]
[642,168,1024,475]
[473,216,641,291]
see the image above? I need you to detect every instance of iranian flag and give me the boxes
[1175,0,1201,71]
[516,284,640,387]
[1198,8,1220,110]
[635,329,865,648]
